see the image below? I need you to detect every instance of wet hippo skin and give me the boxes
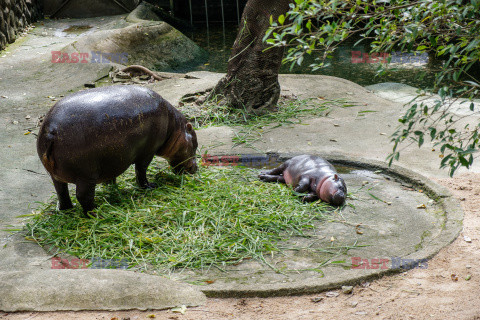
[259,155,347,206]
[37,85,198,215]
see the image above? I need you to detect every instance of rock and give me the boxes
[60,8,207,72]
[311,296,323,303]
[0,10,4,31]
[325,291,339,298]
[0,32,6,49]
[24,8,31,22]
[350,300,358,308]
[7,26,15,44]
[8,10,14,27]
[342,285,354,294]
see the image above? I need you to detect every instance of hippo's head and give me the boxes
[318,174,347,206]
[164,122,198,174]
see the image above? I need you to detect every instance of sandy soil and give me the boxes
[1,173,479,320]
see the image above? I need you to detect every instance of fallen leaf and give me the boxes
[464,236,472,243]
[355,224,363,234]
[333,123,340,127]
[416,204,426,209]
[325,291,339,298]
[205,280,215,284]
[311,296,323,303]
[1,95,7,98]
[172,305,187,314]
[451,274,458,281]
[147,314,155,318]
[24,131,31,135]
[330,139,338,142]
[465,275,472,281]
[330,236,335,242]
[25,115,31,120]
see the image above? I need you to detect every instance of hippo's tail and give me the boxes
[39,131,56,173]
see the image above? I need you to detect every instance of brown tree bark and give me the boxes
[208,0,293,115]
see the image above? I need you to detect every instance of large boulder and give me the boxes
[62,20,207,71]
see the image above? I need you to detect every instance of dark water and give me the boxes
[201,154,355,173]
[186,24,439,89]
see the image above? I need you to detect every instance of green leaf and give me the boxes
[306,20,312,31]
[278,14,285,25]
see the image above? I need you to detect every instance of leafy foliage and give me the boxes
[266,0,480,175]
[27,162,336,272]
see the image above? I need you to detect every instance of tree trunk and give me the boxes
[208,0,293,115]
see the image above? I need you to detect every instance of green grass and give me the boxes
[182,97,333,128]
[180,96,344,149]
[26,160,336,272]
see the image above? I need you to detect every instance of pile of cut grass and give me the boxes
[181,97,334,128]
[179,97,348,149]
[27,161,333,272]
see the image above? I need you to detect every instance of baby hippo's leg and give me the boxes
[302,192,319,202]
[258,174,286,183]
[293,176,310,193]
[258,163,287,183]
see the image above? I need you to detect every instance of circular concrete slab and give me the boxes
[168,154,463,297]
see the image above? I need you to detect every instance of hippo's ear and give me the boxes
[186,123,194,133]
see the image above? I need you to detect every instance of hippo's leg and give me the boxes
[258,163,287,182]
[258,174,286,183]
[135,156,156,189]
[263,163,287,176]
[302,192,319,202]
[75,181,96,215]
[52,178,73,211]
[293,176,310,193]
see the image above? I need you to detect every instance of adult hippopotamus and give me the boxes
[37,85,198,215]
[258,155,347,206]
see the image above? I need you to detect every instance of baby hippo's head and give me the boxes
[318,174,347,206]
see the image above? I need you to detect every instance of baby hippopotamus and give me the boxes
[258,155,347,206]
[37,85,198,215]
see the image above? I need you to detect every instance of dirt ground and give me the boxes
[1,172,479,320]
